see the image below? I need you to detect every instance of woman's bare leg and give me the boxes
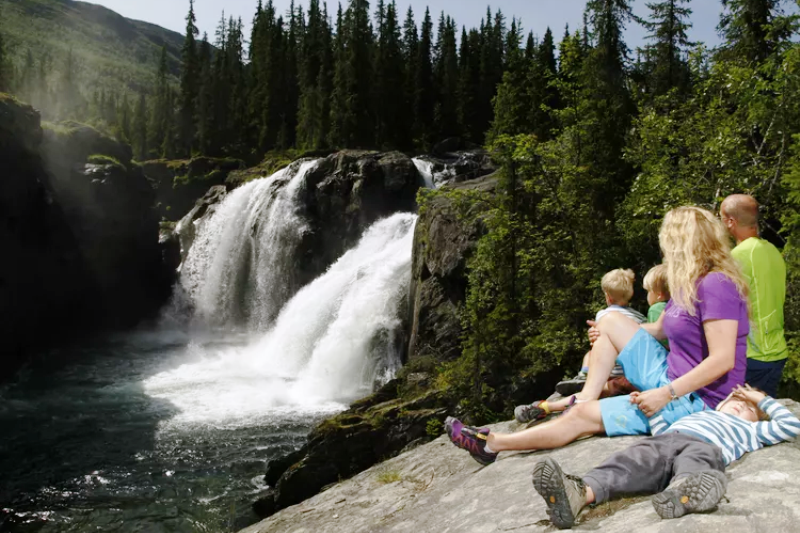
[488,401,605,452]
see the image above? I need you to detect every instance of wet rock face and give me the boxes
[296,150,422,288]
[0,96,84,379]
[407,175,497,365]
[0,96,172,379]
[142,157,244,222]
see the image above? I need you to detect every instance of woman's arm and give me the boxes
[670,319,737,397]
[632,318,737,416]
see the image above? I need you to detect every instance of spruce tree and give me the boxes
[148,47,170,158]
[373,1,405,148]
[414,8,435,149]
[401,6,419,148]
[119,93,132,142]
[642,0,693,97]
[457,27,482,142]
[297,0,328,148]
[719,0,785,64]
[179,0,200,157]
[526,27,559,141]
[133,92,148,160]
[196,33,213,154]
[433,14,460,141]
[0,24,7,92]
[489,18,528,140]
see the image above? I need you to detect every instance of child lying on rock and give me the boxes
[532,384,800,529]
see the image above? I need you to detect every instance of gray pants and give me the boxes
[583,433,725,504]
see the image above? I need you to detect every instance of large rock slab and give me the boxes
[242,401,800,533]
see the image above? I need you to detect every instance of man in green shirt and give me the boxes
[720,194,788,396]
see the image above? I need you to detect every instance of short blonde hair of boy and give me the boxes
[643,264,670,296]
[601,269,635,305]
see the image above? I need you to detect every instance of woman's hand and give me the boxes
[630,387,672,417]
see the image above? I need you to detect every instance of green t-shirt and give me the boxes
[648,301,667,324]
[648,301,669,348]
[732,237,788,362]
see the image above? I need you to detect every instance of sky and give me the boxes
[87,0,731,48]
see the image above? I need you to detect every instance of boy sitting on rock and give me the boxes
[515,268,645,423]
[532,384,800,529]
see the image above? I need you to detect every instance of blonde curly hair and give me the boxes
[659,206,749,315]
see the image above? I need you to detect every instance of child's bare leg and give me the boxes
[577,313,641,401]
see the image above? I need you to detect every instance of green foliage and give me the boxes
[425,418,443,438]
[87,154,125,170]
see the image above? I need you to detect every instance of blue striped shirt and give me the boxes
[660,397,800,465]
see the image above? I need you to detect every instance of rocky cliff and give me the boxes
[242,400,800,533]
[248,173,499,521]
[0,96,172,379]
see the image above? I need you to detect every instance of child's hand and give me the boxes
[587,320,600,345]
[732,384,766,404]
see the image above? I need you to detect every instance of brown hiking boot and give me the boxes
[532,458,587,529]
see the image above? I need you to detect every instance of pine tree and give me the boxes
[401,6,419,148]
[489,18,528,139]
[330,0,374,148]
[373,1,406,147]
[719,0,785,64]
[178,0,200,157]
[119,93,132,142]
[414,7,435,148]
[196,33,213,154]
[329,3,346,147]
[457,27,482,142]
[133,92,148,160]
[642,0,693,97]
[526,27,559,140]
[58,48,85,119]
[148,47,170,158]
[0,23,7,92]
[433,14,460,141]
[297,0,329,148]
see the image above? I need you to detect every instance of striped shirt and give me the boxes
[660,397,800,465]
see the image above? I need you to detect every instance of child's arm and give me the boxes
[641,310,666,340]
[754,397,800,445]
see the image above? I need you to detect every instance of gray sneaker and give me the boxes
[532,458,587,529]
[651,471,727,519]
[514,400,550,423]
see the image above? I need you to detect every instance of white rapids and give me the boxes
[145,213,417,427]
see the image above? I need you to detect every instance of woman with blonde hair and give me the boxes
[445,206,750,467]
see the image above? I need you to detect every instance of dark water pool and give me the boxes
[0,332,342,532]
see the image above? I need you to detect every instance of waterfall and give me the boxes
[178,160,318,330]
[412,158,436,189]
[145,213,417,422]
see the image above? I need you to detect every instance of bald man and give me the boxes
[720,195,788,397]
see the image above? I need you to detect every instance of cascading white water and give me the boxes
[412,158,436,189]
[144,213,417,425]
[178,160,318,330]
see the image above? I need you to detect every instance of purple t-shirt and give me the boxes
[663,272,748,408]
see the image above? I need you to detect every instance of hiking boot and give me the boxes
[444,417,498,466]
[532,457,587,529]
[555,375,587,397]
[651,471,727,519]
[514,400,551,424]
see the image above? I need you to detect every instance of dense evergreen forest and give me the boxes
[4,0,800,419]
